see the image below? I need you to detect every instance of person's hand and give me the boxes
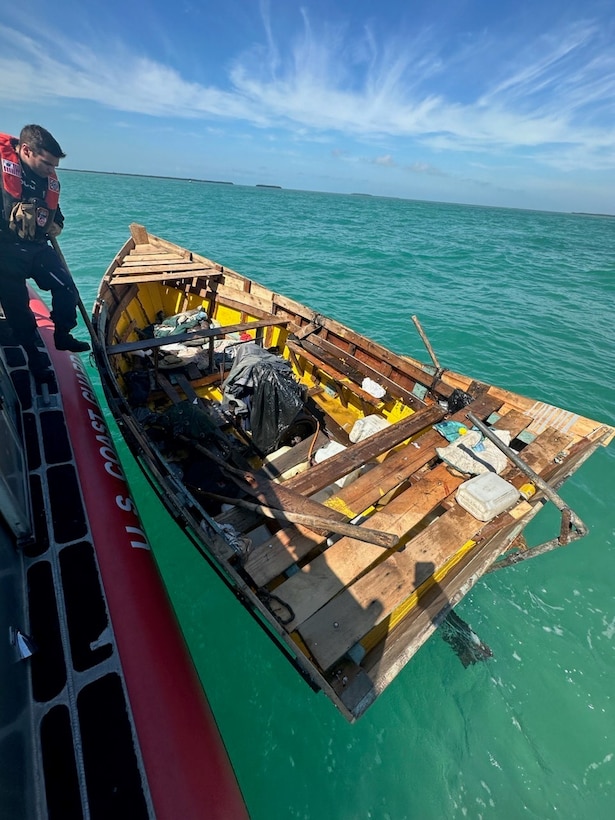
[47,221,63,238]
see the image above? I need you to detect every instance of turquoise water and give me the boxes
[60,172,614,819]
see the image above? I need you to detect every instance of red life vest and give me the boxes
[0,132,60,238]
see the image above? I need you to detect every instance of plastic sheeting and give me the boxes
[222,344,305,454]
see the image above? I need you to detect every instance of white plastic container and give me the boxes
[456,472,520,522]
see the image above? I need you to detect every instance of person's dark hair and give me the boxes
[19,124,66,159]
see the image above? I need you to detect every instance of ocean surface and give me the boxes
[59,171,614,819]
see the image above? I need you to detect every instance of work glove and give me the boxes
[9,201,38,240]
[47,221,63,238]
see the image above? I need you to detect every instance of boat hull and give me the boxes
[92,224,614,721]
[0,290,247,818]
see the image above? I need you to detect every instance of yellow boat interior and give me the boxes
[93,224,614,720]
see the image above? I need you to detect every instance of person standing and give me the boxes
[0,124,89,377]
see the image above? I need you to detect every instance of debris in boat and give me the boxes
[349,414,390,442]
[222,343,307,454]
[125,368,154,405]
[216,523,252,558]
[434,419,471,442]
[361,377,386,399]
[447,388,474,413]
[456,473,521,521]
[436,429,511,474]
[159,400,231,452]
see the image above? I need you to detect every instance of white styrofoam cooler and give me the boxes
[456,472,520,521]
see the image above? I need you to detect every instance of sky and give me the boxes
[1,0,614,213]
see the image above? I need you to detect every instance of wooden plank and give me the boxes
[287,340,383,407]
[231,471,349,530]
[206,494,397,548]
[276,462,464,630]
[356,507,538,709]
[108,318,288,355]
[283,404,446,496]
[244,396,505,587]
[268,402,529,625]
[301,334,426,411]
[215,288,277,317]
[113,261,213,274]
[325,394,508,519]
[155,372,181,404]
[297,427,572,670]
[243,523,326,579]
[109,269,218,285]
[121,256,194,266]
[129,223,149,244]
[356,437,599,703]
[303,313,455,398]
[295,337,391,399]
[174,374,206,407]
[273,407,533,630]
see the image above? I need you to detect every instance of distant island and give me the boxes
[59,169,613,216]
[64,169,287,190]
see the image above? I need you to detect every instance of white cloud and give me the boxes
[0,12,613,172]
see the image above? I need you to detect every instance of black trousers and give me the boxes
[0,238,79,346]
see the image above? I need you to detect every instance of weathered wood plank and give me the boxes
[301,313,455,398]
[244,395,505,587]
[296,337,388,393]
[109,270,218,285]
[325,395,509,519]
[297,427,572,670]
[300,334,427,410]
[273,404,533,629]
[113,261,211,274]
[283,404,446,497]
[357,506,538,706]
[108,317,288,355]
[287,340,384,407]
[215,287,277,316]
[121,254,194,265]
[277,462,463,630]
[243,523,325,579]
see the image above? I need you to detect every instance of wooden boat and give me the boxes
[92,224,614,722]
[0,288,247,818]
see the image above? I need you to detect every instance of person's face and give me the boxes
[19,143,60,177]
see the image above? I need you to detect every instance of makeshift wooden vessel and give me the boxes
[0,288,247,818]
[92,224,614,721]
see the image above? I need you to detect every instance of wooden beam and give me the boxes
[107,318,289,355]
[297,426,574,670]
[284,404,446,496]
[242,395,504,588]
[203,494,398,548]
[273,405,535,630]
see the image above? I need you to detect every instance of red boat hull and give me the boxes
[31,293,248,820]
